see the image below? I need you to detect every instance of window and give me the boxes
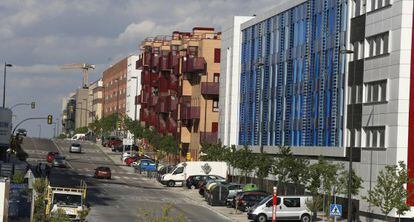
[173,167,184,174]
[348,85,363,104]
[365,80,387,103]
[367,32,389,58]
[213,73,220,83]
[370,0,391,12]
[352,41,364,61]
[283,198,300,208]
[364,126,385,148]
[214,48,221,63]
[212,100,219,112]
[352,0,366,17]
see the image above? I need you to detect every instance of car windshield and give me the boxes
[72,144,80,147]
[54,156,65,160]
[53,193,82,207]
[257,195,272,206]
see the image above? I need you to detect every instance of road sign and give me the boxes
[330,204,342,217]
[123,138,133,146]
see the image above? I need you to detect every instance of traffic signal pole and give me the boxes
[12,116,52,135]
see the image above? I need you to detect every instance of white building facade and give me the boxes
[126,55,141,121]
[221,0,414,220]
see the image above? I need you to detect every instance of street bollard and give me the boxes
[272,186,277,222]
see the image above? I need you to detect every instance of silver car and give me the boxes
[52,155,66,168]
[70,143,81,153]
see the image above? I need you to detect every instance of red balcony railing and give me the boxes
[156,96,168,113]
[159,55,169,71]
[200,132,218,144]
[150,73,159,87]
[148,113,158,127]
[141,71,150,85]
[167,117,177,134]
[149,95,158,107]
[187,57,206,73]
[157,118,167,133]
[140,108,149,122]
[159,76,169,93]
[150,53,160,69]
[167,95,178,112]
[169,53,179,69]
[169,75,179,91]
[201,82,219,97]
[180,106,200,120]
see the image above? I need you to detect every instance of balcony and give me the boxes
[159,55,169,71]
[201,82,219,97]
[180,106,200,120]
[140,108,149,122]
[156,96,168,113]
[200,132,218,144]
[169,75,178,91]
[167,117,177,134]
[186,57,206,74]
[157,118,167,134]
[169,53,179,69]
[150,73,159,87]
[166,95,178,112]
[141,71,150,85]
[149,95,158,107]
[150,53,160,69]
[159,76,169,93]
[148,113,158,127]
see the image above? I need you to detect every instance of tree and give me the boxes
[200,142,228,161]
[254,151,273,190]
[336,169,363,197]
[364,161,411,221]
[233,146,255,183]
[74,126,88,134]
[271,146,294,195]
[124,116,145,139]
[289,156,310,195]
[12,171,25,184]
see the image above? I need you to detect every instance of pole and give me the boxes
[3,62,7,108]
[272,186,277,222]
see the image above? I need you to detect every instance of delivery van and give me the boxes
[161,161,227,187]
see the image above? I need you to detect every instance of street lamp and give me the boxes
[3,62,12,108]
[342,49,355,221]
[131,76,139,121]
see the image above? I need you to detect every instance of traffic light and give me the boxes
[31,102,36,109]
[47,115,53,125]
[116,120,121,130]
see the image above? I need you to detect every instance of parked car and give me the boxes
[225,183,244,206]
[125,156,139,166]
[107,137,122,148]
[186,175,225,189]
[69,143,82,153]
[71,133,85,140]
[122,151,136,162]
[46,151,59,163]
[247,196,312,222]
[52,155,66,168]
[233,191,269,212]
[94,167,111,179]
[198,176,226,196]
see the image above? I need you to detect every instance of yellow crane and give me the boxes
[61,63,95,88]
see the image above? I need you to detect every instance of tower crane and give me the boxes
[61,63,95,88]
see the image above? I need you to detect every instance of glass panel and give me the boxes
[373,84,379,102]
[375,36,381,56]
[366,84,372,102]
[372,129,378,147]
[380,81,387,101]
[366,129,371,147]
[383,33,389,54]
[379,128,385,147]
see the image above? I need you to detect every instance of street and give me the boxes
[23,137,231,222]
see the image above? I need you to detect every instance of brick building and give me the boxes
[102,57,128,117]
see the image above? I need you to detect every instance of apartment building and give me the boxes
[126,55,141,121]
[61,92,76,135]
[221,0,414,219]
[88,79,104,124]
[102,57,128,117]
[136,28,221,160]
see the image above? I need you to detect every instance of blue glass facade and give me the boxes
[239,0,348,147]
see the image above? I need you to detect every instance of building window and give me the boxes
[348,85,363,104]
[364,126,385,148]
[214,48,221,63]
[365,80,387,103]
[370,0,391,12]
[366,32,389,58]
[351,41,364,61]
[352,0,366,17]
[212,100,219,112]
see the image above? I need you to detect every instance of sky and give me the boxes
[0,0,275,138]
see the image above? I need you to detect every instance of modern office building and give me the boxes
[221,0,414,219]
[137,28,221,160]
[102,57,128,117]
[126,55,141,121]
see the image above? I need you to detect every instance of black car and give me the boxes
[233,191,269,212]
[186,175,226,189]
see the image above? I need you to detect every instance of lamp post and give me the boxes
[3,62,12,108]
[342,49,355,221]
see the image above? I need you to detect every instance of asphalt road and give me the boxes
[23,137,231,222]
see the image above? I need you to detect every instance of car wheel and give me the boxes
[257,213,267,222]
[244,205,251,212]
[167,180,175,187]
[190,185,196,189]
[301,214,311,222]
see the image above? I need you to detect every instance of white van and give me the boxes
[247,195,312,222]
[160,161,227,187]
[71,134,85,140]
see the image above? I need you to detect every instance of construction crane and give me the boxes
[61,63,95,88]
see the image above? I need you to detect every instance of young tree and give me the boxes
[233,146,255,183]
[200,142,227,161]
[336,169,363,197]
[289,156,310,195]
[254,151,273,190]
[364,161,411,221]
[271,146,294,195]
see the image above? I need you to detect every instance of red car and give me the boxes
[46,152,59,163]
[125,156,138,166]
[107,138,122,148]
[94,167,111,179]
